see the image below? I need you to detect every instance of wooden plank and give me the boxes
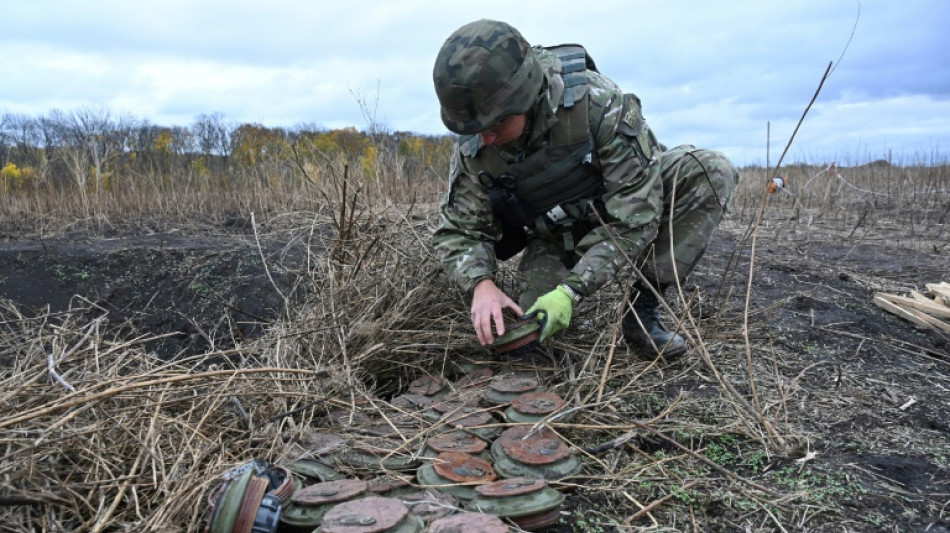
[910,290,936,304]
[885,293,950,320]
[906,308,950,334]
[925,283,950,306]
[911,290,950,311]
[873,294,950,335]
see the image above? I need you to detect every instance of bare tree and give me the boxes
[192,112,233,179]
[0,112,11,166]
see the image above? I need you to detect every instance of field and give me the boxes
[1,150,948,531]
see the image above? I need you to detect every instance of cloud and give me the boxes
[2,0,947,165]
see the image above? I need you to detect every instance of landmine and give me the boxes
[280,479,367,532]
[490,314,541,356]
[406,374,449,399]
[205,462,290,533]
[467,477,565,529]
[504,391,569,424]
[415,452,497,501]
[427,511,512,533]
[389,393,434,411]
[336,438,420,473]
[453,367,494,390]
[366,474,414,498]
[421,430,491,462]
[435,409,500,441]
[315,496,425,533]
[207,362,583,531]
[491,426,582,481]
[360,413,425,439]
[482,375,541,406]
[397,490,458,525]
[287,433,346,483]
[423,397,482,423]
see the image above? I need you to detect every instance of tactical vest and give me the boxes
[460,45,605,257]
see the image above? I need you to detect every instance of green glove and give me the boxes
[526,286,575,342]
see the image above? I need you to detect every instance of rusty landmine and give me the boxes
[233,476,270,533]
[406,375,447,397]
[431,452,497,484]
[491,316,541,355]
[510,391,565,415]
[320,496,409,533]
[399,490,458,522]
[454,368,493,390]
[287,458,343,482]
[493,331,539,355]
[326,410,372,428]
[443,410,494,427]
[495,425,558,446]
[360,415,421,438]
[292,479,367,505]
[475,476,547,498]
[468,476,565,529]
[352,438,413,456]
[300,432,347,456]
[431,397,480,414]
[366,473,413,494]
[425,431,488,455]
[388,413,425,427]
[265,464,295,503]
[491,439,583,481]
[427,512,510,533]
[489,375,539,394]
[390,394,434,410]
[441,411,498,440]
[501,435,571,466]
[510,507,562,530]
[345,438,420,472]
[483,376,542,406]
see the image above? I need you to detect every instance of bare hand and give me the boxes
[470,279,523,346]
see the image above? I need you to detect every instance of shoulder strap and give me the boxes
[545,44,598,108]
[458,134,483,158]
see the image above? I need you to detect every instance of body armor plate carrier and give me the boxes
[462,44,606,260]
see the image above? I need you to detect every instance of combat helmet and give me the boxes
[433,19,544,135]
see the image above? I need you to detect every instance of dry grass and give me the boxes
[0,299,345,531]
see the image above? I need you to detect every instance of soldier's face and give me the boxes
[480,114,526,146]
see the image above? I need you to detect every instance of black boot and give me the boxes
[622,284,688,360]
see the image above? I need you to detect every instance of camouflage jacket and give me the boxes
[432,46,666,298]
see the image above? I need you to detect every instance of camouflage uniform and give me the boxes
[432,22,739,311]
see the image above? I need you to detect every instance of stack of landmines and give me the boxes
[205,366,581,533]
[873,282,950,338]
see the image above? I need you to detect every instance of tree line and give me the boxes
[0,107,455,197]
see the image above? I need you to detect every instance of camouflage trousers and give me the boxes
[516,145,739,309]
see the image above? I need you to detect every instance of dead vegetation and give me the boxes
[1,155,948,532]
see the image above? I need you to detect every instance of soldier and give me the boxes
[431,19,739,359]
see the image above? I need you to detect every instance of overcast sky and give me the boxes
[2,0,947,166]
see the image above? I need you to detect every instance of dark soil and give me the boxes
[0,230,302,358]
[1,213,947,531]
[666,215,950,532]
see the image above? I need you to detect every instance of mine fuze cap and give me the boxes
[433,19,543,135]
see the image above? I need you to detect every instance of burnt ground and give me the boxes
[0,229,304,358]
[673,215,950,532]
[0,212,948,531]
